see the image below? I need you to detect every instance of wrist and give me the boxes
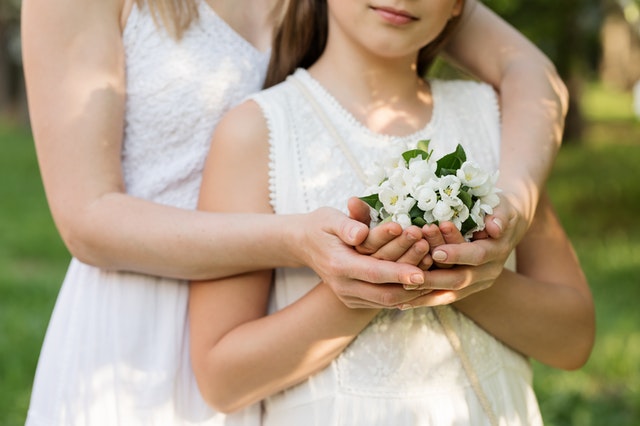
[277,213,310,268]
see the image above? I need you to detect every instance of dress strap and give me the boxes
[434,307,500,426]
[287,74,370,185]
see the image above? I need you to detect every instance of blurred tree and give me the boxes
[0,0,26,123]
[483,0,603,142]
[600,0,640,90]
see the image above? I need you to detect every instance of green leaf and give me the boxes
[402,149,430,165]
[409,203,424,218]
[412,217,427,227]
[416,139,432,154]
[458,190,474,209]
[436,144,467,176]
[460,216,478,235]
[359,194,380,209]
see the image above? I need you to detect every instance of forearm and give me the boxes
[194,282,379,413]
[453,194,594,369]
[497,59,567,225]
[453,270,594,370]
[63,192,304,279]
[445,1,568,227]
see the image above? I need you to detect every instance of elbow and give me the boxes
[192,355,254,414]
[550,339,593,371]
[58,220,104,267]
[194,373,249,415]
[56,208,115,269]
[545,311,596,371]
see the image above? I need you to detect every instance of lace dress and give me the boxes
[251,69,543,426]
[26,2,268,425]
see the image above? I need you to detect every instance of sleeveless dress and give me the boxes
[251,69,544,426]
[26,2,267,425]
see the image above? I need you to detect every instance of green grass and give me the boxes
[0,83,639,424]
[0,121,70,426]
[533,83,640,425]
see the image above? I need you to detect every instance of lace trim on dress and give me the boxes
[294,69,437,144]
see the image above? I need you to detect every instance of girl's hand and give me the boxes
[408,222,505,307]
[423,194,526,268]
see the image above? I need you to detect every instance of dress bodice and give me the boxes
[122,1,270,209]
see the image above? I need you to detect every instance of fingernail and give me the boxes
[410,273,424,284]
[404,284,419,290]
[432,250,447,262]
[398,304,412,311]
[493,217,503,232]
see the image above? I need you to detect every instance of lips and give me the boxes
[370,6,419,25]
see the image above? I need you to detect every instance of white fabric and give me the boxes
[26,2,268,425]
[251,69,543,426]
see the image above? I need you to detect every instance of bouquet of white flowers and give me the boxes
[360,140,501,240]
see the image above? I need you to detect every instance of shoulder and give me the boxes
[212,100,269,153]
[431,79,501,125]
[431,79,498,107]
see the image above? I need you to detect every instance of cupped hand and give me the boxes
[296,203,432,309]
[397,222,505,308]
[424,194,526,267]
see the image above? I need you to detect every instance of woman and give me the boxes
[22,0,567,424]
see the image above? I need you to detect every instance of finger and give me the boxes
[417,253,434,271]
[427,239,494,266]
[368,226,423,260]
[422,224,446,248]
[355,222,403,255]
[337,253,426,286]
[429,222,465,268]
[484,199,517,239]
[471,229,489,240]
[395,238,430,267]
[347,197,372,226]
[326,207,370,246]
[483,214,505,240]
[397,290,458,309]
[334,281,426,308]
[420,266,474,291]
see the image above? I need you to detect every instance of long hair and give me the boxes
[136,0,287,40]
[263,0,465,88]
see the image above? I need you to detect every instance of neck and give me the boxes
[308,34,432,136]
[207,0,279,51]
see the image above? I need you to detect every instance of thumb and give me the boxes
[484,215,504,239]
[348,197,372,226]
[331,207,369,246]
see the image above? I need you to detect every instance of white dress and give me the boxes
[26,2,267,425]
[251,69,544,426]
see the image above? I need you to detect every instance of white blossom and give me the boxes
[432,200,454,222]
[436,175,463,207]
[413,183,438,212]
[360,143,500,241]
[379,184,416,216]
[393,213,412,229]
[457,161,489,188]
[450,204,470,230]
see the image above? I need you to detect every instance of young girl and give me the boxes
[189,0,594,424]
